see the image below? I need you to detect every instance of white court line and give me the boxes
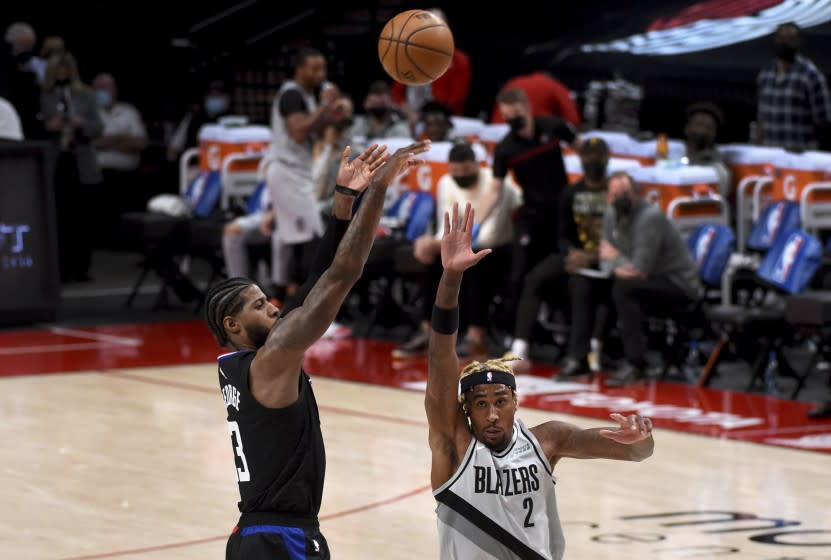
[0,342,111,355]
[729,423,831,438]
[48,326,142,347]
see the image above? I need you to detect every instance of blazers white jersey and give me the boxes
[433,419,564,560]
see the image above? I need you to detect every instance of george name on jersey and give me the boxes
[474,465,539,497]
[222,384,241,411]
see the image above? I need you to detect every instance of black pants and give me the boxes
[567,273,613,360]
[612,276,694,363]
[420,244,513,330]
[507,206,559,326]
[513,253,567,341]
[226,516,329,560]
[54,151,96,281]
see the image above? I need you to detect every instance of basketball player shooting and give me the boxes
[426,202,655,560]
[205,139,430,560]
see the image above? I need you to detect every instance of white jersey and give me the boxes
[434,419,564,560]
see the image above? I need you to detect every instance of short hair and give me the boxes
[685,101,723,128]
[458,355,522,404]
[5,22,35,43]
[496,87,529,106]
[609,170,642,195]
[204,277,255,348]
[367,80,391,96]
[420,100,453,122]
[449,141,476,163]
[293,47,324,70]
[776,21,802,36]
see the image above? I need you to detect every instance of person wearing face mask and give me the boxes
[757,22,831,151]
[508,138,614,374]
[3,22,45,139]
[392,141,522,359]
[92,73,147,234]
[166,80,233,163]
[683,101,731,200]
[485,87,580,331]
[351,80,410,141]
[598,172,701,386]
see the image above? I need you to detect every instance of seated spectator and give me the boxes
[93,72,148,228]
[683,101,731,199]
[599,172,702,386]
[508,138,611,372]
[417,101,459,142]
[167,79,232,163]
[393,141,521,358]
[351,80,411,140]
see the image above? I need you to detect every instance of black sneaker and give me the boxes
[807,400,831,419]
[605,361,646,387]
[392,330,429,359]
[556,357,591,381]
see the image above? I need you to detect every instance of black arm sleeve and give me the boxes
[280,214,352,317]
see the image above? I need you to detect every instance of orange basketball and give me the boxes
[378,9,455,86]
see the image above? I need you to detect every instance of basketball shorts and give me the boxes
[226,514,330,560]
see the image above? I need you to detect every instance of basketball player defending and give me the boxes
[205,139,431,560]
[426,202,655,560]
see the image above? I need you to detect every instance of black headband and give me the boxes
[460,370,516,394]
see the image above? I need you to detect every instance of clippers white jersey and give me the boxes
[434,419,564,560]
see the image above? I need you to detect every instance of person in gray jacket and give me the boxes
[40,51,103,282]
[599,171,701,386]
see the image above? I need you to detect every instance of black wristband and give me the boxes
[335,184,359,197]
[431,305,459,335]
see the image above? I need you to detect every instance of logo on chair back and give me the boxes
[773,234,803,283]
[694,226,716,266]
[764,203,785,244]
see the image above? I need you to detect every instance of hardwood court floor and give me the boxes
[1,322,830,559]
[2,367,830,559]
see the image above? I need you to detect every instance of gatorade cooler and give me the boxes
[771,150,831,202]
[198,123,271,173]
[630,164,720,212]
[718,144,784,196]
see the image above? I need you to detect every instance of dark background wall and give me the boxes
[4,0,831,143]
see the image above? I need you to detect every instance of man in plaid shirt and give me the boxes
[757,22,831,151]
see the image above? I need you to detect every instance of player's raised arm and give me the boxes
[250,141,430,393]
[426,202,492,489]
[531,413,655,468]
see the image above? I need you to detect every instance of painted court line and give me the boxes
[49,326,143,346]
[52,485,432,560]
[97,370,429,428]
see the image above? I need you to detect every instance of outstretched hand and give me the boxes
[598,413,653,444]
[371,139,431,186]
[336,143,390,194]
[441,202,492,273]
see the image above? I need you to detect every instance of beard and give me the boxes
[247,323,272,348]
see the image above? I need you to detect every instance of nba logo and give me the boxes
[486,372,493,382]
[695,226,716,266]
[774,234,803,282]
[765,203,785,244]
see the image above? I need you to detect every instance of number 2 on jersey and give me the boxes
[523,497,535,528]
[227,421,251,482]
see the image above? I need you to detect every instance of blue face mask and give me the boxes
[96,90,113,108]
[205,96,228,116]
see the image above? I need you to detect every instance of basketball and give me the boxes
[378,9,455,86]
